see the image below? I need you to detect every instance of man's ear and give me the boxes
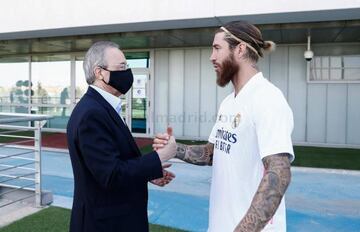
[235,43,247,60]
[94,67,103,80]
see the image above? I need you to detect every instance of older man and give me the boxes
[67,41,176,232]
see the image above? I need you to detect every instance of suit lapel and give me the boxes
[107,106,142,156]
[85,87,142,156]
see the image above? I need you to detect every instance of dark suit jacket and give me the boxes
[67,87,163,232]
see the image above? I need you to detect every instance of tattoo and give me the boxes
[234,153,291,232]
[175,143,214,166]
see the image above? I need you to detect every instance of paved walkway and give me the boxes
[0,197,42,228]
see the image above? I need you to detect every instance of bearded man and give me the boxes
[154,21,295,232]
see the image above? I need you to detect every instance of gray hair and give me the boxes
[83,41,119,84]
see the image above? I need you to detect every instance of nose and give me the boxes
[210,51,216,63]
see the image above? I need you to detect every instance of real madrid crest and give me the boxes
[232,113,241,128]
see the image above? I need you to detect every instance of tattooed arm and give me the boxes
[175,143,214,166]
[234,153,291,232]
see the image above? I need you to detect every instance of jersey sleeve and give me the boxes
[253,89,295,162]
[209,110,221,144]
[208,123,217,144]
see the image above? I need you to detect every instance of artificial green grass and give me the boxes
[176,140,207,145]
[292,146,360,170]
[0,207,70,232]
[0,207,184,232]
[141,141,360,170]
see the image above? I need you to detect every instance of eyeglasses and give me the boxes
[119,63,129,70]
[99,62,129,71]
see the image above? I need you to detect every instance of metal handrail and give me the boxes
[0,112,52,124]
[0,113,51,208]
[0,140,37,147]
[0,193,36,208]
[0,182,35,197]
[0,125,37,131]
[0,172,37,184]
[0,129,33,135]
[0,134,35,139]
[0,150,36,161]
[0,182,36,191]
[0,161,35,172]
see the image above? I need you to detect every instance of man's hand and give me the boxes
[154,127,214,166]
[150,163,175,187]
[153,127,172,151]
[155,127,177,162]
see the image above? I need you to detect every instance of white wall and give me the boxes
[154,48,232,140]
[1,0,359,39]
[153,45,360,147]
[258,45,360,147]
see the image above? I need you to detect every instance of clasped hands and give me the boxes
[150,127,177,187]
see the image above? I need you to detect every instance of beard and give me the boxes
[216,52,239,87]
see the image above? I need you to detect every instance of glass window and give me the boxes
[31,106,70,129]
[315,69,321,80]
[131,75,148,133]
[344,56,360,68]
[314,57,321,69]
[0,105,29,127]
[75,56,88,102]
[0,57,29,105]
[321,57,329,68]
[344,69,360,80]
[127,59,148,68]
[125,52,149,68]
[330,69,342,80]
[321,69,329,80]
[310,55,360,82]
[0,105,29,114]
[31,55,71,105]
[330,56,341,68]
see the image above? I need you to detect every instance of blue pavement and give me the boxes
[1,147,360,231]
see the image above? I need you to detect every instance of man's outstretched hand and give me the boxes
[153,127,173,151]
[150,163,175,187]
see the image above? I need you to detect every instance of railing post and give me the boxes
[34,120,42,207]
[0,113,51,209]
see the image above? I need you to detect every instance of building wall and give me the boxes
[154,48,233,140]
[153,45,360,147]
[1,0,359,40]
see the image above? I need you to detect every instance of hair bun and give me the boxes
[263,41,276,52]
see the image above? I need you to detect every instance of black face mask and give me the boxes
[101,67,134,94]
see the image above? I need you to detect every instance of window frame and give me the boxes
[307,54,360,83]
